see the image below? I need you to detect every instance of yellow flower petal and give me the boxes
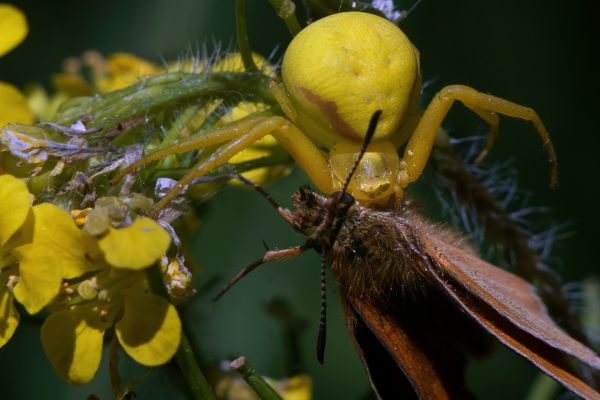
[279,374,312,400]
[95,53,160,92]
[51,73,93,97]
[115,290,181,366]
[41,306,106,384]
[0,174,31,247]
[99,217,170,270]
[0,81,34,126]
[12,244,63,314]
[212,52,274,76]
[23,203,97,278]
[0,273,20,348]
[0,4,27,57]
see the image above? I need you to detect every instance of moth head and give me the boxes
[288,186,330,235]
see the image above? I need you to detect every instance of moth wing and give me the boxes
[422,234,600,399]
[341,294,477,400]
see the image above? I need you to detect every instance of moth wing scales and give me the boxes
[421,234,600,399]
[341,294,477,399]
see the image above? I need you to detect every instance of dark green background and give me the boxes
[1,1,598,399]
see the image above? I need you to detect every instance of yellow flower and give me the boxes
[0,174,32,346]
[267,374,312,400]
[1,174,102,349]
[1,173,179,383]
[94,52,161,92]
[25,82,76,121]
[215,372,312,400]
[40,214,180,384]
[0,81,33,125]
[0,4,33,126]
[98,216,170,269]
[41,282,181,384]
[0,4,27,57]
[0,175,86,345]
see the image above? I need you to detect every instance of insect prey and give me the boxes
[215,111,600,399]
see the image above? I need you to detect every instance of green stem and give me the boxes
[175,335,216,400]
[230,357,283,400]
[236,0,258,72]
[52,72,273,132]
[266,0,302,36]
[146,265,215,400]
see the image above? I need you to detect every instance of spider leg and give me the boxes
[271,80,298,122]
[112,114,267,184]
[399,84,557,188]
[463,105,500,164]
[150,116,333,215]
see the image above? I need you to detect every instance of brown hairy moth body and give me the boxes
[216,112,600,399]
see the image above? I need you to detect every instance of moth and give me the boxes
[215,111,600,399]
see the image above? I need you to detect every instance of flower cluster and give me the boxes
[0,3,300,397]
[0,173,180,384]
[0,5,186,386]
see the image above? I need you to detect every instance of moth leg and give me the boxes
[214,245,307,300]
[398,84,558,188]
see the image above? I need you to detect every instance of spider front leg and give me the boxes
[113,115,334,216]
[398,84,558,188]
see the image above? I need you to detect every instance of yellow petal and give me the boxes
[0,4,28,57]
[51,73,93,97]
[212,52,274,76]
[99,217,170,270]
[23,203,97,278]
[115,290,181,366]
[95,53,160,92]
[0,274,20,348]
[279,374,312,400]
[12,244,63,314]
[0,81,34,126]
[41,306,106,384]
[0,174,31,247]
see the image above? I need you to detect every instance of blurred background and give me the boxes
[1,0,598,399]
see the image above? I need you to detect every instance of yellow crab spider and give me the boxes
[114,12,557,213]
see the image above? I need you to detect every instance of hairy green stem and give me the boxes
[230,357,283,400]
[236,0,258,72]
[52,72,273,132]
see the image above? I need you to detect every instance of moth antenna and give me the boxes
[316,250,328,364]
[229,173,283,210]
[341,110,383,194]
[197,173,282,210]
